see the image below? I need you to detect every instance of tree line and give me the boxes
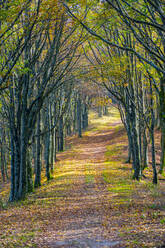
[0,0,93,201]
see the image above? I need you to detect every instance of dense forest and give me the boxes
[0,1,165,247]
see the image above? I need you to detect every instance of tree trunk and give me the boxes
[34,112,41,188]
[50,129,54,172]
[125,112,133,163]
[50,104,54,172]
[14,138,21,200]
[2,129,8,180]
[26,149,33,192]
[82,103,88,130]
[126,125,132,163]
[59,116,64,151]
[44,105,50,181]
[54,128,57,162]
[98,105,102,117]
[103,105,108,115]
[73,99,77,134]
[159,76,165,173]
[151,117,157,184]
[9,130,15,201]
[150,80,157,184]
[18,122,28,200]
[130,104,141,180]
[32,139,36,174]
[0,143,5,182]
[77,95,82,138]
[142,130,148,169]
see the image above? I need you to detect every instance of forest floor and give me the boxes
[0,107,165,248]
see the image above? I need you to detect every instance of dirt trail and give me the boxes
[1,109,164,248]
[38,114,126,248]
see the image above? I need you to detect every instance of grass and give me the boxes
[105,145,123,158]
[88,107,121,131]
[85,164,95,184]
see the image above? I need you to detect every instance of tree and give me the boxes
[0,0,40,90]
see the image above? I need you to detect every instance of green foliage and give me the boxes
[160,218,165,224]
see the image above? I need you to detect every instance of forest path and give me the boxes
[1,108,164,248]
[37,108,126,248]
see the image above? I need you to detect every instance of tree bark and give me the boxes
[150,80,157,184]
[44,104,50,181]
[59,116,64,151]
[160,76,165,173]
[34,112,41,188]
[26,149,33,192]
[77,95,82,138]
